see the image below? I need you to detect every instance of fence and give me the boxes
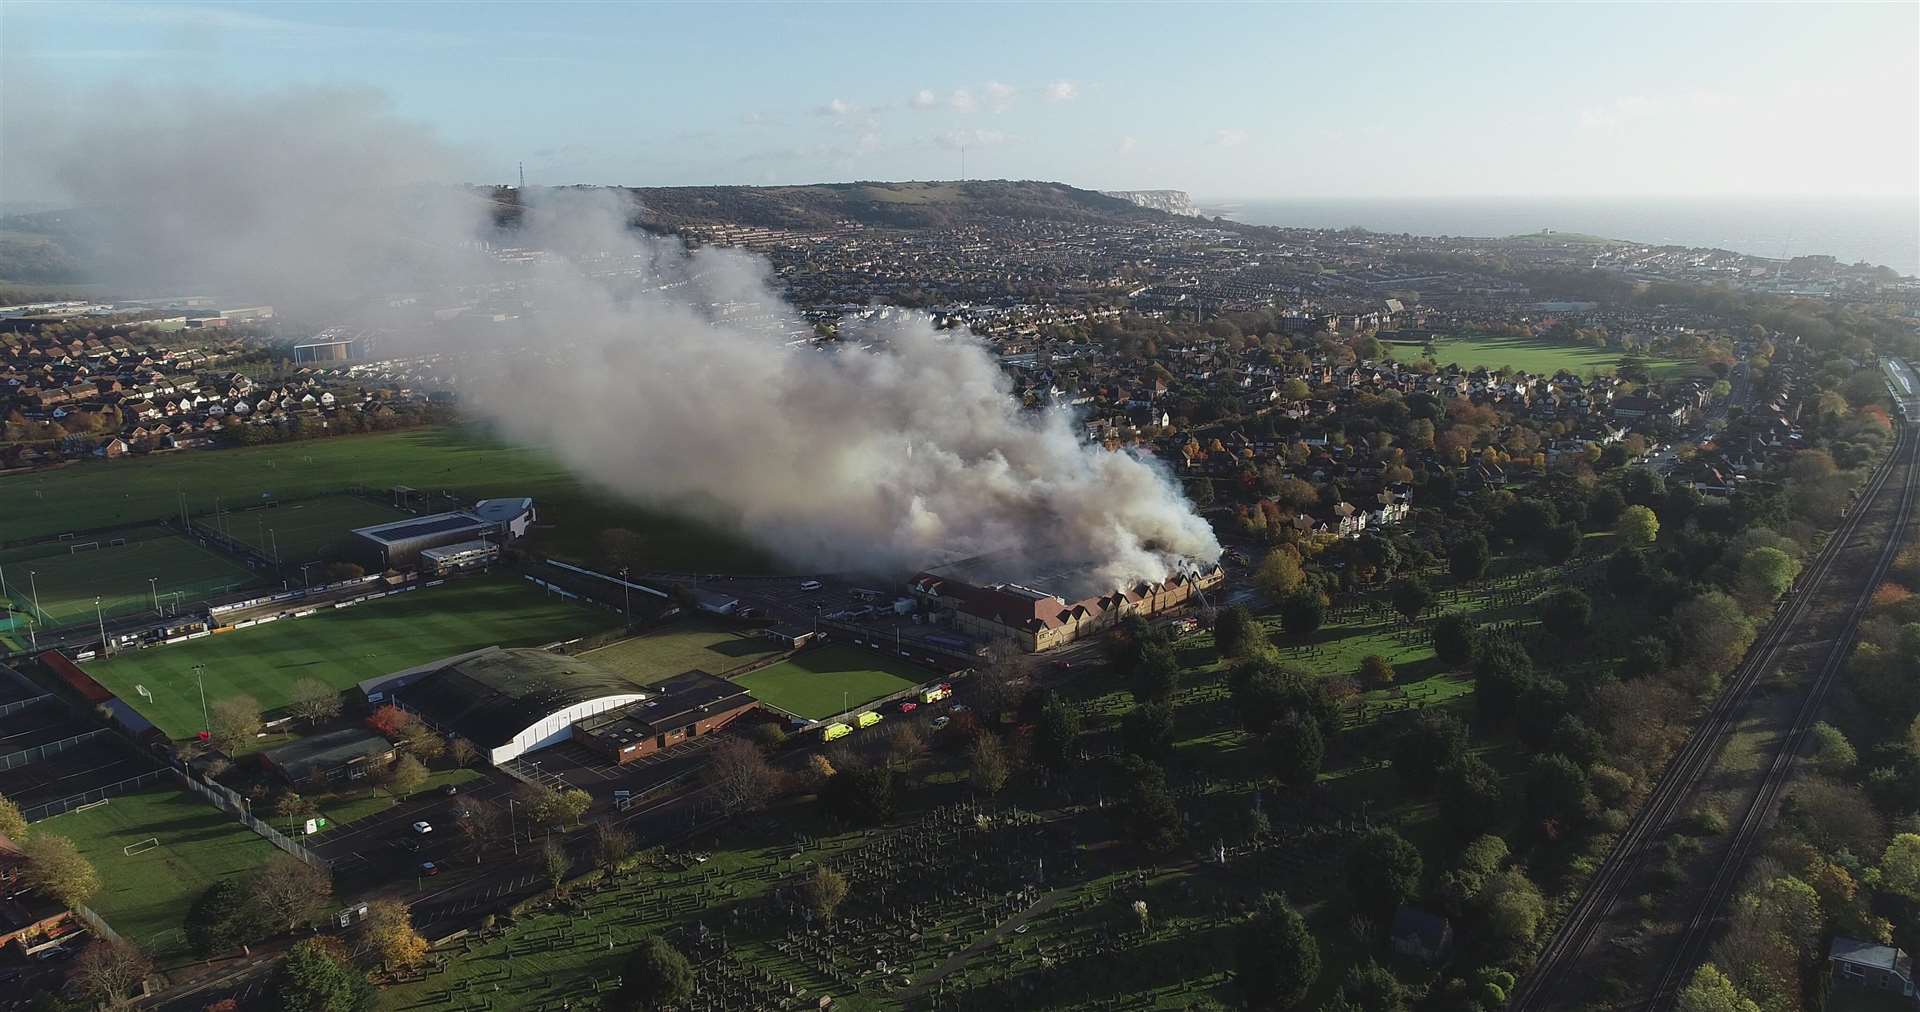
[0,692,51,719]
[179,771,332,870]
[72,904,125,946]
[0,727,107,771]
[22,766,173,822]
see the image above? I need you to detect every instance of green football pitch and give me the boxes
[731,644,932,720]
[1400,334,1694,377]
[0,529,253,632]
[85,578,621,738]
[579,618,786,685]
[0,427,776,572]
[38,785,276,962]
[205,493,410,563]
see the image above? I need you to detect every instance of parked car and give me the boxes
[440,784,459,797]
[420,861,439,877]
[897,701,919,714]
[411,821,433,835]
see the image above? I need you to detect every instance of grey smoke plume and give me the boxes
[3,85,1221,586]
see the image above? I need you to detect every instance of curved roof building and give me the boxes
[366,647,646,765]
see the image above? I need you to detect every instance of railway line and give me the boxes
[1512,392,1918,1010]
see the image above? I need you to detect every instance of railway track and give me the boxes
[1645,408,1920,1008]
[1511,413,1916,1010]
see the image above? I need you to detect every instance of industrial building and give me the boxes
[359,647,649,766]
[572,670,757,763]
[909,555,1224,652]
[473,497,537,539]
[419,539,499,575]
[351,512,495,571]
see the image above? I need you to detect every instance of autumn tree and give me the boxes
[967,732,1011,796]
[594,819,635,873]
[382,754,429,801]
[285,679,340,726]
[70,938,152,1010]
[20,833,99,908]
[1256,546,1306,600]
[1615,504,1659,550]
[365,704,412,738]
[251,854,333,931]
[207,695,262,753]
[705,736,781,814]
[543,835,572,893]
[359,898,428,970]
[1357,654,1396,688]
[798,864,849,925]
[0,793,27,839]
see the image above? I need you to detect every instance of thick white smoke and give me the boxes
[2,85,1220,587]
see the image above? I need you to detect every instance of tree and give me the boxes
[1736,547,1799,602]
[285,678,340,726]
[1121,703,1175,761]
[1525,754,1593,827]
[0,793,27,839]
[966,732,1011,796]
[1616,504,1659,550]
[705,736,780,814]
[251,853,332,931]
[365,704,412,738]
[1346,828,1422,915]
[454,796,507,858]
[1131,643,1181,703]
[1278,590,1325,640]
[609,935,693,1012]
[1808,722,1857,774]
[1357,654,1396,688]
[448,737,479,767]
[1392,711,1467,793]
[70,939,151,1010]
[1330,959,1408,1012]
[187,878,269,957]
[821,767,895,825]
[1033,692,1082,773]
[1234,894,1319,1010]
[1267,713,1323,788]
[1438,755,1505,838]
[399,723,445,762]
[1671,592,1757,680]
[798,864,849,925]
[359,898,427,970]
[1215,605,1259,659]
[594,819,635,872]
[207,695,262,753]
[1480,867,1546,950]
[1542,521,1583,563]
[542,835,571,893]
[1391,577,1434,623]
[1675,964,1761,1012]
[273,939,376,1012]
[1256,546,1306,600]
[383,754,428,801]
[1473,635,1535,726]
[1538,588,1592,639]
[1881,833,1920,902]
[1121,759,1185,855]
[1431,614,1476,666]
[1449,534,1490,582]
[19,833,98,908]
[884,722,927,771]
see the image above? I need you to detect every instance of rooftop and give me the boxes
[353,511,491,544]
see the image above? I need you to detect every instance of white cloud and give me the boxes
[1119,135,1138,153]
[819,98,854,117]
[985,80,1017,112]
[1212,128,1249,148]
[909,89,938,111]
[1046,80,1079,103]
[950,89,977,114]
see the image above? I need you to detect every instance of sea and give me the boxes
[1198,196,1920,278]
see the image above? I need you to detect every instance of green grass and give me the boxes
[1404,333,1693,377]
[0,427,776,572]
[732,644,931,720]
[214,494,410,563]
[38,785,276,962]
[578,618,786,684]
[84,578,620,738]
[301,766,482,833]
[0,529,253,631]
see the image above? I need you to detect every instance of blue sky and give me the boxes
[5,1,1917,200]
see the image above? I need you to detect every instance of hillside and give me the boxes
[573,180,1182,232]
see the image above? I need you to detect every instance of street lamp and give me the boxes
[149,578,160,615]
[94,596,108,658]
[619,568,631,629]
[191,664,211,737]
[28,570,42,626]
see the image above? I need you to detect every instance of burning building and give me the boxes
[908,553,1224,652]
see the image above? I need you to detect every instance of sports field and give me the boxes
[208,494,410,563]
[0,528,253,633]
[85,578,621,738]
[1401,334,1692,377]
[39,785,276,961]
[731,644,930,720]
[579,618,786,684]
[0,427,775,572]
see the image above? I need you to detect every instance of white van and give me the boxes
[799,580,823,592]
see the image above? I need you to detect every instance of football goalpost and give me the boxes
[122,838,160,856]
[69,541,100,554]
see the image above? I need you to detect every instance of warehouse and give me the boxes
[360,647,648,765]
[909,554,1224,652]
[351,512,493,571]
[572,670,757,763]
